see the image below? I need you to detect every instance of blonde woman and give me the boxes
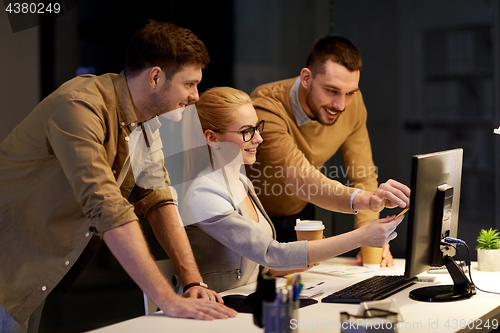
[181,87,408,293]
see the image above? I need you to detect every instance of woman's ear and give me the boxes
[204,130,219,149]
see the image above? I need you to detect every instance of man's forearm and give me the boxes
[147,204,203,287]
[103,220,234,317]
[103,221,178,308]
[289,171,354,213]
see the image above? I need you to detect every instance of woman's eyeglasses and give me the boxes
[212,120,265,142]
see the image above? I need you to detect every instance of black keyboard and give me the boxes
[321,275,417,304]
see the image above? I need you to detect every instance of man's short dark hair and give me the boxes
[306,36,362,76]
[125,20,210,79]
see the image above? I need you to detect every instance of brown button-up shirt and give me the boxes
[0,72,175,324]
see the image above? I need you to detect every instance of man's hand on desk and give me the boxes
[356,243,394,267]
[380,244,394,267]
[353,179,410,213]
[159,294,237,320]
[183,285,225,304]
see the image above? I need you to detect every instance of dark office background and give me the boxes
[1,0,499,332]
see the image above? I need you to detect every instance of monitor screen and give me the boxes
[403,148,475,302]
[404,148,463,279]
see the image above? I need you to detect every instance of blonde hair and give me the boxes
[196,87,252,131]
[182,87,253,196]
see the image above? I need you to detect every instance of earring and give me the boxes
[211,142,220,150]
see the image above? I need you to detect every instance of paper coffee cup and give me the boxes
[361,246,383,268]
[295,219,324,241]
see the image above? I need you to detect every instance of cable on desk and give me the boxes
[445,237,500,296]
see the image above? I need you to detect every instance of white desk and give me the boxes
[87,258,500,333]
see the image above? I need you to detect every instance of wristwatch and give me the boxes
[183,282,208,293]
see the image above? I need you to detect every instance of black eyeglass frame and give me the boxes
[211,120,265,142]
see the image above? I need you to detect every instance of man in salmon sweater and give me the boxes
[246,36,409,267]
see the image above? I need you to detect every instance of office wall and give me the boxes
[233,0,330,94]
[0,3,40,142]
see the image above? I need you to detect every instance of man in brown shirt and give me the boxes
[0,20,236,332]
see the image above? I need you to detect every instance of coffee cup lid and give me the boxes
[294,219,325,231]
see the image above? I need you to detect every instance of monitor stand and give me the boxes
[409,255,476,302]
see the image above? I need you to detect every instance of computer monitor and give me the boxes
[403,148,475,302]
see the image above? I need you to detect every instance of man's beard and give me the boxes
[306,93,342,126]
[145,86,172,119]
